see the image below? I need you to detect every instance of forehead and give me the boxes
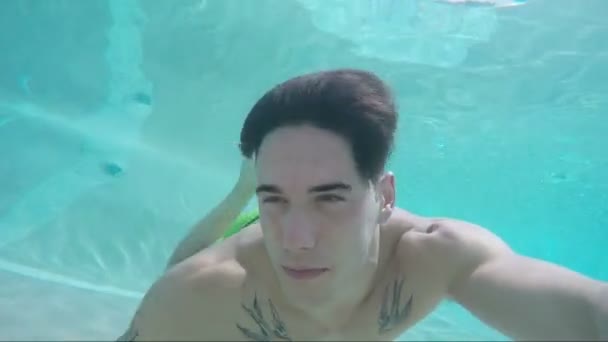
[256,125,362,187]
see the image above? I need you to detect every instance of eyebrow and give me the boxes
[255,182,352,194]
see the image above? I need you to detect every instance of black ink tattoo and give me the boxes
[117,306,141,341]
[116,326,139,341]
[237,293,291,341]
[378,277,413,333]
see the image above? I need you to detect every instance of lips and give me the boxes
[282,266,329,280]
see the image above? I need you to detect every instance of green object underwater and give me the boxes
[222,209,260,239]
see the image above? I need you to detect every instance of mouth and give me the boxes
[282,266,329,280]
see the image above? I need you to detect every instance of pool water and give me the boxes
[0,0,606,340]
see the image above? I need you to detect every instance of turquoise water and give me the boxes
[0,0,606,340]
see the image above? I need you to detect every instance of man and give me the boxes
[119,69,607,341]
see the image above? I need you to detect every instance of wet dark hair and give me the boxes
[239,68,398,182]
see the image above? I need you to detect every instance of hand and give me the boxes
[236,157,256,193]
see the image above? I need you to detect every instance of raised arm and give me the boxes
[166,158,256,268]
[405,218,608,340]
[450,251,607,340]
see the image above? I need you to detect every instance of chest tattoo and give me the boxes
[237,293,292,341]
[378,277,413,333]
[236,278,413,339]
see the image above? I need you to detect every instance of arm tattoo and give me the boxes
[236,293,292,341]
[378,277,413,333]
[116,326,139,341]
[117,307,141,341]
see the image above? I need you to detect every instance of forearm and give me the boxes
[166,181,254,268]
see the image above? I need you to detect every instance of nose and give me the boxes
[281,209,317,252]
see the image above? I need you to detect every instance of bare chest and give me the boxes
[189,272,442,341]
[171,231,446,341]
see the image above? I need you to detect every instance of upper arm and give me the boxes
[419,219,604,340]
[450,253,602,340]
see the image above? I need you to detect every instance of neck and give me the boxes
[292,262,381,334]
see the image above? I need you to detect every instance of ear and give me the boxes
[377,171,395,224]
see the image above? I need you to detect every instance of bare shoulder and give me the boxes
[391,208,509,252]
[394,210,513,287]
[121,254,247,340]
[119,225,268,340]
[367,210,516,336]
[405,216,511,256]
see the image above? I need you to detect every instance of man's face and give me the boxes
[254,124,395,307]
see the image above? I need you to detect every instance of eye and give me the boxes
[317,194,345,202]
[262,196,286,204]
